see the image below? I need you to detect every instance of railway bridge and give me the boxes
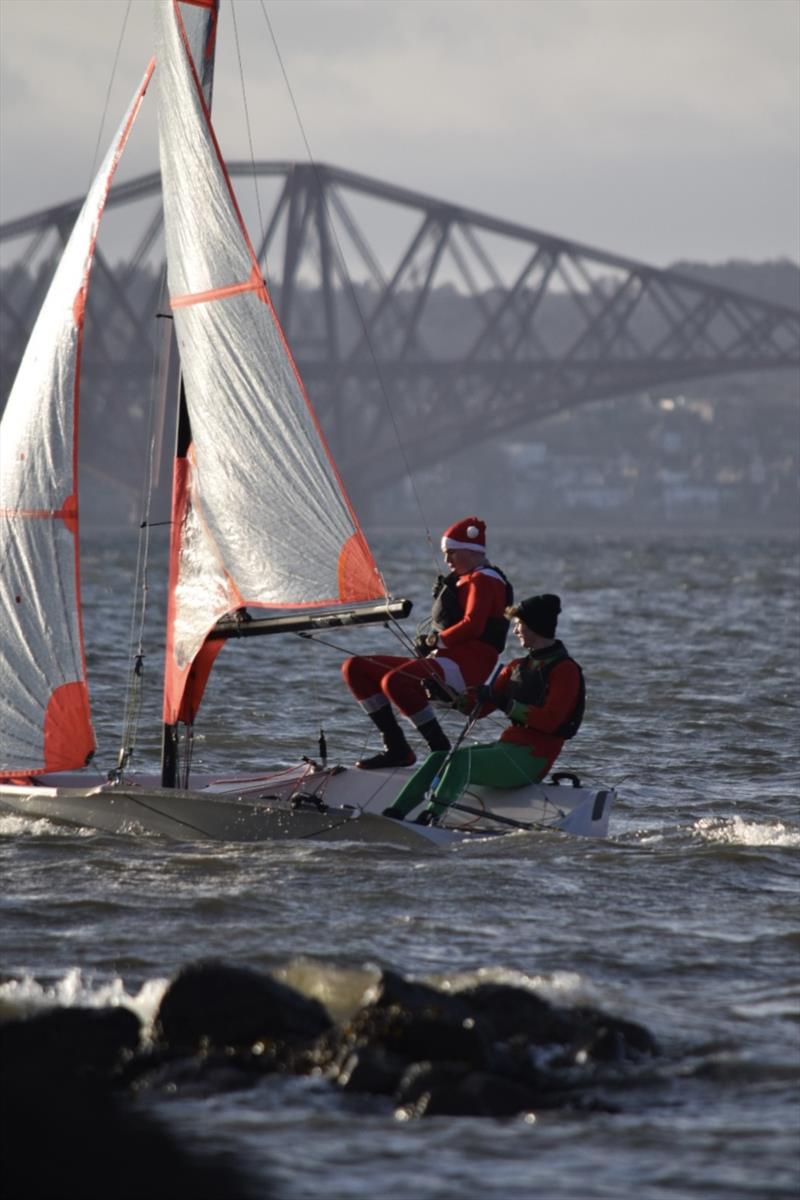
[1,161,798,506]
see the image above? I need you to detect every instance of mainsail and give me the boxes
[156,0,386,727]
[0,64,154,778]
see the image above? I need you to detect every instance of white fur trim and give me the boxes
[431,655,466,692]
[441,537,486,553]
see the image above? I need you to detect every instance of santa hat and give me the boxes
[441,516,487,554]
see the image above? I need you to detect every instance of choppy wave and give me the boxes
[2,531,798,1199]
[0,967,167,1028]
[691,815,800,847]
[0,813,94,838]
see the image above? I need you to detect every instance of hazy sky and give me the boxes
[1,0,798,268]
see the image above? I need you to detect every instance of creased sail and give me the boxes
[157,0,386,724]
[0,63,154,778]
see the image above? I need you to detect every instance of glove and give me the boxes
[414,635,432,658]
[422,677,453,705]
[474,683,497,705]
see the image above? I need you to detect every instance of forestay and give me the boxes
[156,0,386,725]
[0,64,154,777]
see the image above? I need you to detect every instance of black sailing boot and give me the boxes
[416,717,451,753]
[356,705,416,770]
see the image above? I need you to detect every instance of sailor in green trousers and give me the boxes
[382,593,585,824]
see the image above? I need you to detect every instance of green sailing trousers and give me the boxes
[390,741,549,819]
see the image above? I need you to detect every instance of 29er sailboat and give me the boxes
[0,0,613,847]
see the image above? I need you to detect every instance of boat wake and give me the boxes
[691,815,800,847]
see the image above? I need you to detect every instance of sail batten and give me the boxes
[170,267,264,308]
[157,0,386,726]
[0,63,154,778]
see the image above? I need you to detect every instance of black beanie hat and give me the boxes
[515,594,561,638]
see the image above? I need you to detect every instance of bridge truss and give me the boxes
[1,161,798,501]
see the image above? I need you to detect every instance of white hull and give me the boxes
[0,763,613,848]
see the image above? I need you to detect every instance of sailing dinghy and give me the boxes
[0,0,614,848]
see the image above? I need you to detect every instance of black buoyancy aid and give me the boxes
[505,641,585,739]
[430,566,514,652]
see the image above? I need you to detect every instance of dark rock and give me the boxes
[335,1044,409,1095]
[155,960,332,1051]
[0,1005,141,1084]
[0,1008,263,1199]
[568,1009,660,1061]
[457,983,659,1064]
[1,1076,262,1199]
[372,969,476,1024]
[0,963,662,1142]
[325,996,489,1084]
[456,981,576,1045]
[125,1050,264,1097]
[374,1010,488,1067]
[318,972,660,1116]
[396,1061,542,1118]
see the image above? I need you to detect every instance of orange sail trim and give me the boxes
[162,454,242,725]
[172,639,225,726]
[0,494,77,532]
[338,532,385,603]
[59,493,78,535]
[171,265,265,309]
[44,682,94,772]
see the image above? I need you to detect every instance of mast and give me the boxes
[160,381,192,786]
[161,0,219,786]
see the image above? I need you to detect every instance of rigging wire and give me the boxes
[256,0,440,573]
[113,271,173,778]
[78,0,158,780]
[230,1,269,269]
[86,0,134,185]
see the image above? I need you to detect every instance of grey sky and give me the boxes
[1,0,798,268]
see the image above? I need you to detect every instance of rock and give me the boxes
[1,962,662,1138]
[320,971,660,1116]
[1,1077,262,1199]
[155,960,332,1051]
[362,1007,488,1068]
[568,1009,660,1062]
[335,1044,409,1095]
[455,981,576,1045]
[0,1005,141,1084]
[123,1049,265,1098]
[371,969,476,1024]
[396,1061,542,1118]
[0,1007,263,1199]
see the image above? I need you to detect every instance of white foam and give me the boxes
[438,964,611,1009]
[693,815,800,848]
[0,968,168,1032]
[0,813,93,837]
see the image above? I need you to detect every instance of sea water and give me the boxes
[1,529,798,1199]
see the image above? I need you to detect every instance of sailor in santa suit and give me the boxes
[342,517,513,769]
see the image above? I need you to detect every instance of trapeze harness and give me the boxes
[501,642,585,741]
[429,565,513,650]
